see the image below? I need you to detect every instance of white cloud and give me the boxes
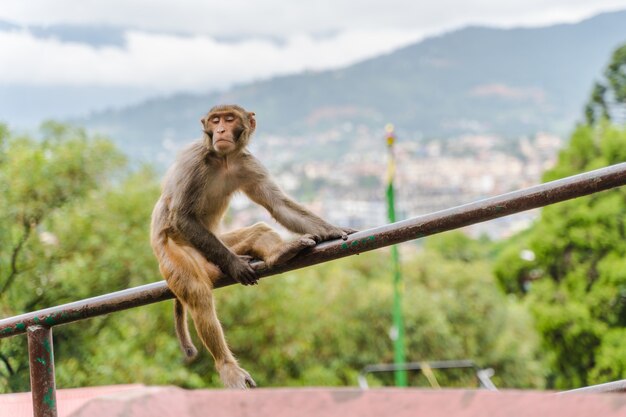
[0,28,423,92]
[1,0,625,118]
[2,0,626,37]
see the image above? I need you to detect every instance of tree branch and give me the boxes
[0,223,32,297]
[0,351,15,376]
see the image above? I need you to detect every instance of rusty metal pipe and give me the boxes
[1,162,626,338]
[27,326,57,417]
[0,282,172,339]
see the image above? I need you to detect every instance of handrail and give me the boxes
[560,379,626,394]
[2,162,626,416]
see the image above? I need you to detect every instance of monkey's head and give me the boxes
[201,104,256,155]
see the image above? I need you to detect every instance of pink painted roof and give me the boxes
[2,386,626,417]
[0,384,143,417]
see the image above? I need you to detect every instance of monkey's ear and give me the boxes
[248,112,256,130]
[200,117,207,127]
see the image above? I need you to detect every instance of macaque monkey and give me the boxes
[150,104,355,389]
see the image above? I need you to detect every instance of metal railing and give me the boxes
[561,379,626,394]
[357,360,497,390]
[2,162,626,416]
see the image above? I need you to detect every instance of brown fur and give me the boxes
[150,105,355,389]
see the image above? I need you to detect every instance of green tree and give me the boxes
[585,43,626,125]
[424,231,493,263]
[0,123,206,392]
[216,240,543,389]
[0,122,126,390]
[494,122,626,389]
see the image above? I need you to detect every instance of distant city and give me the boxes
[211,126,564,240]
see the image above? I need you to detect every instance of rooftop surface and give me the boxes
[2,385,626,417]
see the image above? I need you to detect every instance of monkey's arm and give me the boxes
[172,211,258,285]
[242,159,355,241]
[164,161,258,285]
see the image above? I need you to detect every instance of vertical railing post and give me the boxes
[27,326,57,417]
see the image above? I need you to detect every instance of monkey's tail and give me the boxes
[174,298,199,362]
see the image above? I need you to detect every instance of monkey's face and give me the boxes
[202,105,256,155]
[206,112,243,155]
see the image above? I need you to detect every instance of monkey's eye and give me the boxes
[211,117,220,123]
[225,115,235,122]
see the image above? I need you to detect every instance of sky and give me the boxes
[1,0,626,121]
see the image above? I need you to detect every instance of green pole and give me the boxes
[385,124,408,387]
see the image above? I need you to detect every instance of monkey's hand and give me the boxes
[340,227,359,240]
[225,256,259,286]
[312,226,358,243]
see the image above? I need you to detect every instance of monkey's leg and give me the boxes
[176,277,256,389]
[171,277,255,389]
[159,239,256,388]
[222,222,316,268]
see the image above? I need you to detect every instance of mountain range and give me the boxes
[55,10,626,160]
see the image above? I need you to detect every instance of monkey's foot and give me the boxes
[266,235,316,267]
[218,362,257,389]
[181,343,198,363]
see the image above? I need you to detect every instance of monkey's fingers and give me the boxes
[239,274,256,286]
[239,256,262,284]
[340,227,359,241]
[241,265,259,286]
[308,234,322,243]
[229,262,258,286]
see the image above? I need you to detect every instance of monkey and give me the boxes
[150,104,355,389]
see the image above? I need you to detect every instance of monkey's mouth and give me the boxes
[214,139,234,145]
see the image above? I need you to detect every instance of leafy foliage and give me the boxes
[585,44,626,125]
[494,122,626,389]
[217,242,543,389]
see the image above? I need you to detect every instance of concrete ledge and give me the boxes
[3,385,626,417]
